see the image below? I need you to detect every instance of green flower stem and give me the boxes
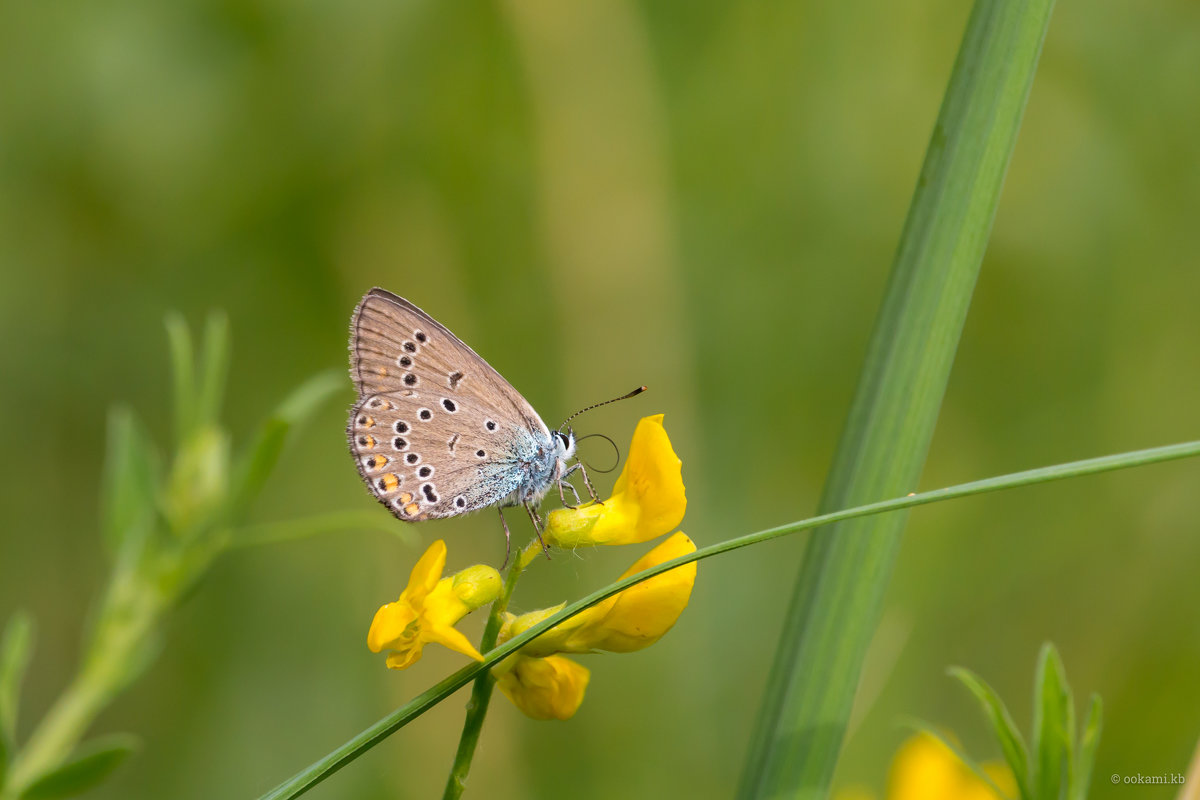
[258,437,1200,800]
[443,541,543,800]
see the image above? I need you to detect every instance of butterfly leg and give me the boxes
[524,502,552,559]
[498,507,512,570]
[559,463,603,506]
[576,461,603,505]
[558,478,583,509]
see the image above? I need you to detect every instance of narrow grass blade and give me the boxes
[1031,644,1072,800]
[1069,695,1102,800]
[949,666,1032,799]
[17,734,138,799]
[257,438,1198,800]
[739,0,1056,796]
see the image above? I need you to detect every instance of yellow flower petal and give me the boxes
[385,648,422,670]
[421,620,485,662]
[511,532,697,657]
[496,655,591,721]
[545,415,685,547]
[367,539,490,670]
[580,532,697,652]
[408,538,448,600]
[887,734,1015,800]
[366,600,418,654]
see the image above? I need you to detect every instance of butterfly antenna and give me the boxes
[558,386,647,431]
[576,432,620,473]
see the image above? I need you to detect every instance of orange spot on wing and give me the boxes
[404,503,420,516]
[382,473,399,491]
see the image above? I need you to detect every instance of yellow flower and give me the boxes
[367,540,501,670]
[837,733,1018,800]
[545,414,685,547]
[517,532,697,655]
[493,532,696,720]
[495,655,591,721]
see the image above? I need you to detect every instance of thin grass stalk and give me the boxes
[256,436,1197,800]
[738,0,1057,796]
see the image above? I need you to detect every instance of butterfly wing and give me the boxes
[348,288,552,521]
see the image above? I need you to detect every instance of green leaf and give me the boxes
[228,370,344,520]
[737,1,1057,797]
[194,311,231,432]
[0,611,35,749]
[1069,695,1102,800]
[1031,644,1072,800]
[164,312,196,446]
[949,666,1032,800]
[899,719,1015,800]
[18,734,138,799]
[99,407,160,561]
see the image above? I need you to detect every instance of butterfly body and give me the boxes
[347,288,577,525]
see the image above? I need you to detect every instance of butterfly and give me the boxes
[347,288,642,556]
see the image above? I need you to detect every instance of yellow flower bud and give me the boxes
[545,415,685,547]
[451,564,502,611]
[495,655,590,721]
[499,604,565,644]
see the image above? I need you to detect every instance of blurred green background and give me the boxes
[2,0,1198,797]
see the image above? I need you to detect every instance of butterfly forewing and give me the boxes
[348,289,552,521]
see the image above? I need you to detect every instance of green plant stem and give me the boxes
[442,541,541,800]
[2,584,163,797]
[230,510,412,549]
[257,437,1200,800]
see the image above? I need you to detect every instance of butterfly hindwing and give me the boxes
[349,393,534,520]
[348,289,554,521]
